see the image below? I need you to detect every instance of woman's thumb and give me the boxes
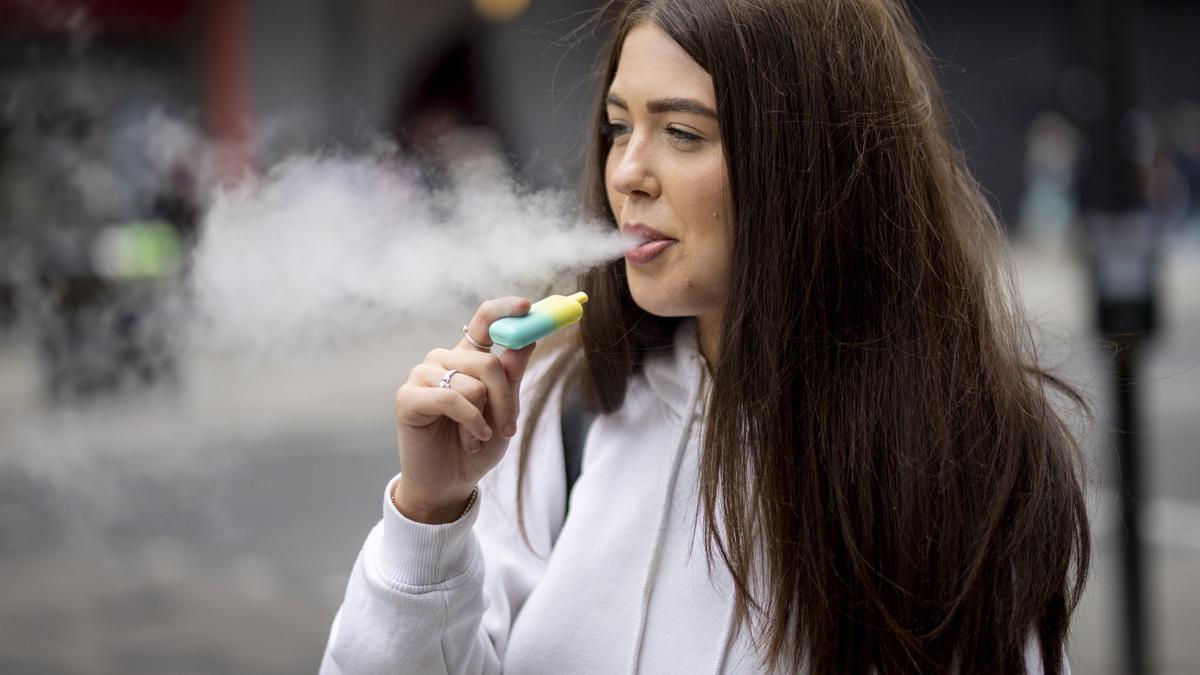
[500,342,537,388]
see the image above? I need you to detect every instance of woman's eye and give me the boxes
[600,121,630,141]
[601,121,702,148]
[666,126,701,145]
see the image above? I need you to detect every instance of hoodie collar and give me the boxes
[641,318,712,422]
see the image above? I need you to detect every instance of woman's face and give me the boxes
[605,23,731,323]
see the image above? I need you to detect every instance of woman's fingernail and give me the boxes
[505,423,517,437]
[469,439,482,453]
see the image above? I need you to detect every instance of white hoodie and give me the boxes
[320,319,1063,674]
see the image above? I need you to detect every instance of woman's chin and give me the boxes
[626,280,692,319]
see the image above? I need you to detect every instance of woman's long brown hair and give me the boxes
[514,1,1091,672]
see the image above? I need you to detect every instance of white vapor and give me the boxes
[190,153,633,349]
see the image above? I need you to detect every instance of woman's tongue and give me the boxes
[626,237,677,263]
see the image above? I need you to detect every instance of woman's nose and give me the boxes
[609,139,660,200]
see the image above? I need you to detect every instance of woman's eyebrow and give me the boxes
[606,92,717,119]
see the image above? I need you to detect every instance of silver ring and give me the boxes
[462,324,493,351]
[438,369,461,389]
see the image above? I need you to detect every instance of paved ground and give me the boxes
[0,244,1197,674]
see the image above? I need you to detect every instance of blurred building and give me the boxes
[3,0,1198,226]
[0,0,603,396]
[914,0,1200,236]
[1,0,1198,392]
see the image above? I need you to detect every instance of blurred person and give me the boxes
[1147,146,1189,236]
[406,101,510,191]
[322,1,1090,673]
[1018,112,1082,250]
[395,38,510,192]
[4,91,195,399]
[1157,103,1200,241]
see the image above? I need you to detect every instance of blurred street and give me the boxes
[0,244,1198,674]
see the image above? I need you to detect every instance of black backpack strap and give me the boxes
[559,378,596,519]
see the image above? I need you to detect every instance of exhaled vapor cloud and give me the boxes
[190,153,632,349]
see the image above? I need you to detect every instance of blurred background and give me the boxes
[0,0,1197,673]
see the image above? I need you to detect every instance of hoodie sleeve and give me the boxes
[319,475,498,675]
[320,356,570,675]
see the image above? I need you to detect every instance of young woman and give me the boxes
[321,0,1090,672]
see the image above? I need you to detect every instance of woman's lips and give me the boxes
[625,238,677,264]
[620,223,678,264]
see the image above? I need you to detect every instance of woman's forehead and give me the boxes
[609,23,715,108]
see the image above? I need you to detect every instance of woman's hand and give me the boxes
[392,297,537,524]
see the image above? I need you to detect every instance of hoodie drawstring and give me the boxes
[710,589,738,674]
[628,360,708,675]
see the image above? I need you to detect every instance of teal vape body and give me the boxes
[489,292,589,350]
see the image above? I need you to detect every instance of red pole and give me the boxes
[204,0,252,183]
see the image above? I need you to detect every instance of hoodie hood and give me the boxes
[642,318,713,423]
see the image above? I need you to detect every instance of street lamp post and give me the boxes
[1074,1,1158,673]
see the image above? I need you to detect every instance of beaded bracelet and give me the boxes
[392,483,478,523]
[458,486,479,520]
